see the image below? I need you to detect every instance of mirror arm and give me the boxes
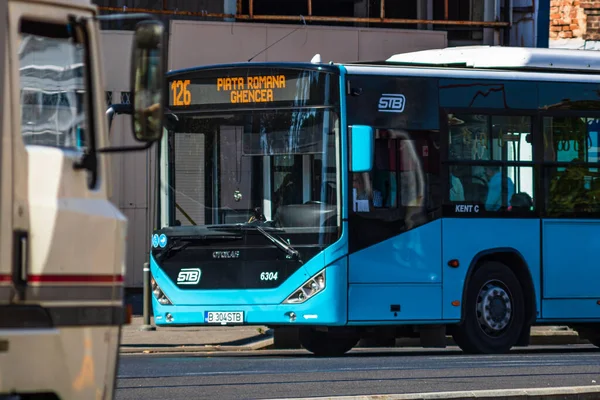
[73,152,97,171]
[106,103,133,131]
[95,13,159,22]
[98,142,153,153]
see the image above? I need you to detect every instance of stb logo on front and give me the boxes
[378,94,406,113]
[177,268,202,285]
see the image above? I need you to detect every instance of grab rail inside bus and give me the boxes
[175,202,197,225]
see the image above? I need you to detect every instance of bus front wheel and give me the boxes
[452,261,525,354]
[299,327,359,356]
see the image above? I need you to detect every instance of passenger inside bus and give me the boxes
[508,192,533,211]
[484,165,515,211]
[449,165,465,202]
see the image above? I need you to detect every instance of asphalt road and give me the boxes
[115,345,600,400]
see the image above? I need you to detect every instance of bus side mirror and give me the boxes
[349,125,373,172]
[130,20,165,143]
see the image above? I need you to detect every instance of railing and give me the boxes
[98,0,510,28]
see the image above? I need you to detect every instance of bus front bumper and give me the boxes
[150,261,348,326]
[151,294,346,326]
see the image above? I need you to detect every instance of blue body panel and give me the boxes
[542,299,600,320]
[348,220,442,284]
[540,219,600,320]
[542,220,600,299]
[349,283,442,321]
[442,218,541,321]
[347,220,443,322]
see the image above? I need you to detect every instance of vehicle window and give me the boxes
[167,109,341,243]
[445,114,535,214]
[351,128,441,232]
[18,19,89,150]
[543,116,600,215]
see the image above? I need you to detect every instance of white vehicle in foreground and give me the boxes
[0,0,165,398]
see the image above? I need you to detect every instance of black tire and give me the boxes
[587,335,600,347]
[299,327,359,356]
[573,326,600,348]
[452,261,525,354]
[586,336,600,348]
[273,327,302,349]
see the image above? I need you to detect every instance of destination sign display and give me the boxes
[168,67,335,109]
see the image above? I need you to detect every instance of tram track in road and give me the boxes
[115,345,600,400]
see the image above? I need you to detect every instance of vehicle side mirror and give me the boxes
[349,125,374,172]
[130,20,165,143]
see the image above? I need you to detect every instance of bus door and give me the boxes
[541,116,600,319]
[348,129,443,322]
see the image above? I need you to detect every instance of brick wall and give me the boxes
[550,0,600,40]
[581,1,600,39]
[550,0,586,39]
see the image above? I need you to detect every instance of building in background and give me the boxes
[549,0,600,49]
[96,0,546,288]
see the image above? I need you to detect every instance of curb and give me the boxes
[274,385,600,399]
[119,328,588,354]
[119,334,274,354]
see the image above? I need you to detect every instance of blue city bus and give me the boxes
[150,46,600,356]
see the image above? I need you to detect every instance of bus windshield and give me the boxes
[164,107,340,243]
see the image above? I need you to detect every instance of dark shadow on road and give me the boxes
[121,345,600,360]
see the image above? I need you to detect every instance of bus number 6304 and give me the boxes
[260,272,278,281]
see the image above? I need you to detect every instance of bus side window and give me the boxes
[446,114,535,213]
[351,136,399,212]
[373,137,397,208]
[351,128,441,232]
[543,116,600,215]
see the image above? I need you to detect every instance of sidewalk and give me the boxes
[120,317,273,353]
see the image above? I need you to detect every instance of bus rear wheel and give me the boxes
[299,327,359,356]
[452,261,525,354]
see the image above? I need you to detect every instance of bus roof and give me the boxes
[167,62,339,77]
[169,46,600,78]
[382,45,600,73]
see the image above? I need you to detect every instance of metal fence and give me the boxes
[96,0,510,29]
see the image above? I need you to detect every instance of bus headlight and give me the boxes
[283,270,325,304]
[151,276,173,305]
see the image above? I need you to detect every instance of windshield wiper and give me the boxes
[206,223,302,263]
[255,226,303,264]
[155,239,191,262]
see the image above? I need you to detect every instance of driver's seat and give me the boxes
[462,177,488,204]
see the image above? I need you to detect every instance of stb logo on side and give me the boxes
[177,268,202,285]
[378,94,406,113]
